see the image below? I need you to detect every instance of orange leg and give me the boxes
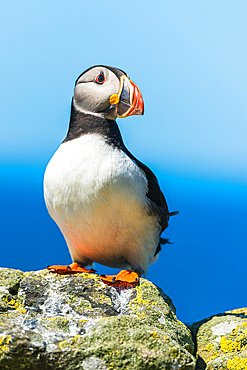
[47,262,96,275]
[100,269,140,288]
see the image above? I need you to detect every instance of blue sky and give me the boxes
[1,1,247,322]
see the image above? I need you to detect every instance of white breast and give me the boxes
[44,134,160,274]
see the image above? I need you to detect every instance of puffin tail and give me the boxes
[159,237,173,245]
[154,237,173,257]
[166,210,179,217]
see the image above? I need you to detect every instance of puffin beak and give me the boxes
[109,75,144,118]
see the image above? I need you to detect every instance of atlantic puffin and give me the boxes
[44,65,178,286]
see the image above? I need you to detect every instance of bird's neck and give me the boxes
[63,103,125,149]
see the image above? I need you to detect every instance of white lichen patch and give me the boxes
[171,360,182,369]
[212,321,240,342]
[158,315,167,325]
[107,286,134,314]
[82,356,108,370]
[11,272,107,352]
[0,286,8,294]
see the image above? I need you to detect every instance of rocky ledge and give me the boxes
[0,268,246,370]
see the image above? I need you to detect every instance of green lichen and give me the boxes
[43,317,70,333]
[58,315,195,369]
[126,281,194,355]
[0,268,25,295]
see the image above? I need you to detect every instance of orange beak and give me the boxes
[109,75,144,118]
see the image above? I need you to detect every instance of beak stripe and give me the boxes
[116,75,144,118]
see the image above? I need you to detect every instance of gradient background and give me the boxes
[1,1,246,323]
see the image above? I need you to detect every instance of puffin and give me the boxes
[44,65,178,286]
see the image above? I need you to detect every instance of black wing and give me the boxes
[124,148,178,233]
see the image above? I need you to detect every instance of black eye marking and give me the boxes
[95,71,105,84]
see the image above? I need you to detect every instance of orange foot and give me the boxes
[47,262,96,275]
[100,269,140,289]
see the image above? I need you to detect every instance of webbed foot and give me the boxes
[47,262,96,275]
[100,269,140,288]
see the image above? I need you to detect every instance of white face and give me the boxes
[73,66,120,120]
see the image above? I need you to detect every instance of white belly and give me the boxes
[44,134,160,274]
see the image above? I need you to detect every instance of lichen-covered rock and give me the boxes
[0,268,196,369]
[191,308,247,370]
[0,268,25,312]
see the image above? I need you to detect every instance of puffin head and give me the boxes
[73,65,144,120]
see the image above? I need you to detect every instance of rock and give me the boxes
[190,308,247,370]
[0,268,25,312]
[0,268,196,369]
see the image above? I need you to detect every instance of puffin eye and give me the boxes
[95,72,105,84]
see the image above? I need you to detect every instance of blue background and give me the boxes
[1,1,246,323]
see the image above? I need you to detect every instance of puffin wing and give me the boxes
[124,149,176,233]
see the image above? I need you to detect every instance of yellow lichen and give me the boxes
[205,343,213,351]
[227,356,247,370]
[0,335,12,352]
[219,323,247,355]
[206,351,219,363]
[2,297,19,309]
[48,317,68,323]
[0,346,8,351]
[210,352,218,361]
[59,334,82,350]
[170,348,178,357]
[151,331,159,338]
[221,336,242,353]
[16,307,27,314]
[58,340,67,350]
[225,308,247,316]
[1,297,26,313]
[97,317,107,322]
